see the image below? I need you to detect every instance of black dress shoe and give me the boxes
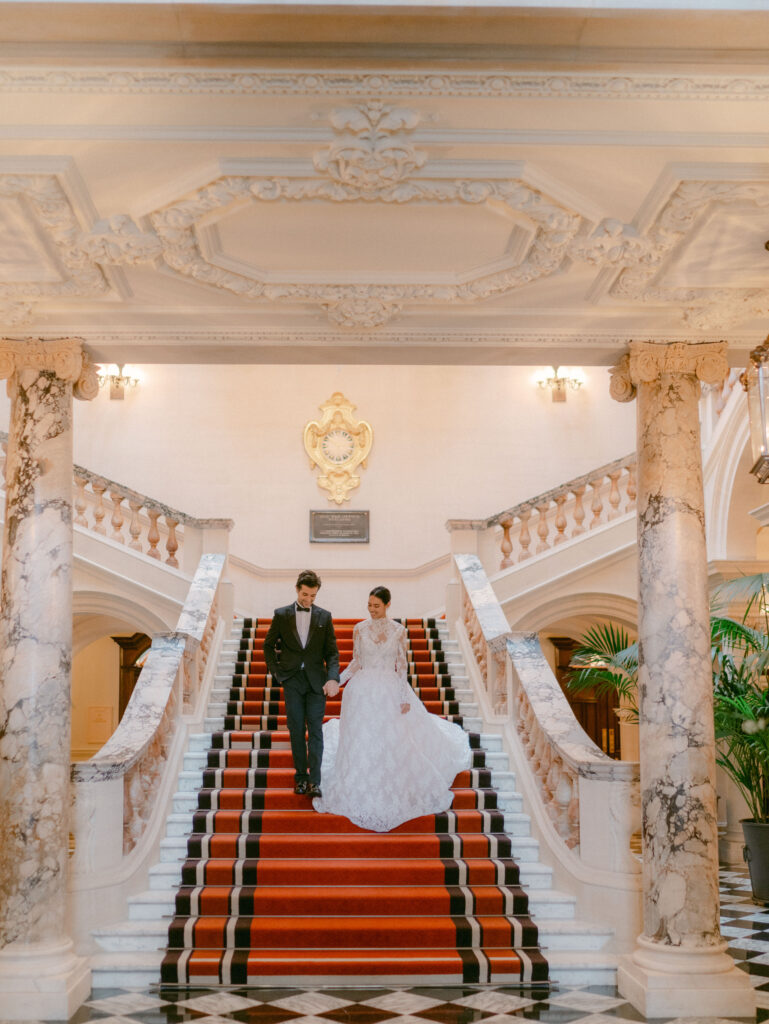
[307,783,322,798]
[294,780,309,795]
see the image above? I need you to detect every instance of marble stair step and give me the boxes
[90,950,165,989]
[128,884,574,921]
[537,919,613,951]
[93,913,602,957]
[163,807,530,837]
[188,728,501,753]
[543,950,619,986]
[170,789,523,814]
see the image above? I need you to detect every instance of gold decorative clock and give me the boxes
[304,392,373,504]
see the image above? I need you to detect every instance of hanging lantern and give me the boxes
[743,336,769,483]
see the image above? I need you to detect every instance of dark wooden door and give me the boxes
[549,636,621,759]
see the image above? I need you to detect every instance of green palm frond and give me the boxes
[567,622,638,721]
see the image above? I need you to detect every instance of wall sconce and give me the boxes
[743,336,769,482]
[97,364,140,401]
[534,366,585,402]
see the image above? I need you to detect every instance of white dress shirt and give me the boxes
[296,605,311,648]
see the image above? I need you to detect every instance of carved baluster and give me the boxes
[571,485,586,536]
[499,516,514,569]
[607,471,622,520]
[535,502,550,553]
[624,463,637,512]
[128,499,143,550]
[553,494,568,545]
[517,508,532,561]
[146,509,161,559]
[109,489,126,543]
[554,765,573,841]
[73,473,88,527]
[165,517,180,568]
[589,476,605,528]
[92,479,107,534]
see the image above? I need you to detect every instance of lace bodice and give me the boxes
[340,618,411,700]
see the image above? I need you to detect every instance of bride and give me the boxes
[313,586,472,832]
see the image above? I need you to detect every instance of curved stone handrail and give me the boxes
[71,552,226,859]
[455,553,640,872]
[508,632,638,784]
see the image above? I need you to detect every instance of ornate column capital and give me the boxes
[609,340,729,403]
[0,338,99,401]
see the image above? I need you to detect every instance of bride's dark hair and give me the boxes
[369,585,391,605]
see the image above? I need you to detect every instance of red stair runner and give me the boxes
[161,617,548,986]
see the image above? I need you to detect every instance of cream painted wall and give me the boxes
[71,635,120,761]
[0,363,634,567]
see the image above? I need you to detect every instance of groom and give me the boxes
[263,570,340,798]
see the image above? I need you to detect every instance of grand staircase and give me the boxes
[91,615,614,989]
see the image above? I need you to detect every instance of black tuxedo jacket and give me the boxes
[263,603,340,693]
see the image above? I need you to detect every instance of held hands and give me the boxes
[324,680,341,697]
[400,703,410,714]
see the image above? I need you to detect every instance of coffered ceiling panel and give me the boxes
[0,3,768,365]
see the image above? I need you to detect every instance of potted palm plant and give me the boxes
[567,583,769,904]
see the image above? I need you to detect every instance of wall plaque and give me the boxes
[310,510,370,543]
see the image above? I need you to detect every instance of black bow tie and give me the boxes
[296,605,310,613]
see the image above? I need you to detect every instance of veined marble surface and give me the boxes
[72,633,188,784]
[508,632,639,782]
[176,552,225,641]
[635,368,723,952]
[455,552,511,646]
[0,369,75,946]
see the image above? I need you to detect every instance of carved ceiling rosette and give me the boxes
[138,100,583,328]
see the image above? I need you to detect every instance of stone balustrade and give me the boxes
[456,553,641,874]
[0,431,233,574]
[448,454,636,573]
[447,373,742,578]
[70,553,226,868]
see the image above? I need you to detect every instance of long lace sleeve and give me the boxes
[394,624,414,703]
[340,622,362,685]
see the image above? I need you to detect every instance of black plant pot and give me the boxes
[742,819,769,904]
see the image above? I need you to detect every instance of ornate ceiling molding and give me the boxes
[87,112,579,329]
[0,172,108,328]
[78,215,163,266]
[570,179,769,332]
[313,101,427,196]
[1,68,769,101]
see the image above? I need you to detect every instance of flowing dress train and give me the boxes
[313,617,472,832]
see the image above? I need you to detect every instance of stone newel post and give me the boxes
[611,341,754,1018]
[0,339,98,1020]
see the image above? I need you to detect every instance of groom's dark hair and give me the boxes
[296,569,322,590]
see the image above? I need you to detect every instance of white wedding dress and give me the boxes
[313,617,472,832]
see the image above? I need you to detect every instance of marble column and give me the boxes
[611,341,755,1018]
[0,339,98,1020]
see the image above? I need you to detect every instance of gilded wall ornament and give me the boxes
[303,392,373,505]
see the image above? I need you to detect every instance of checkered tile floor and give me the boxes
[5,871,767,1024]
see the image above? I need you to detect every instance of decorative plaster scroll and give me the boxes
[0,175,108,307]
[313,101,427,195]
[569,219,660,267]
[1,69,769,101]
[322,296,403,329]
[0,337,98,400]
[609,340,729,403]
[78,214,163,265]
[148,168,581,327]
